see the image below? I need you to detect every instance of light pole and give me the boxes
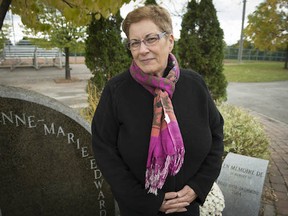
[238,0,246,63]
[10,11,16,45]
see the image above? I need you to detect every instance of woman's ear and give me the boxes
[168,34,175,52]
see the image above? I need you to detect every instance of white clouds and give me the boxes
[213,0,264,45]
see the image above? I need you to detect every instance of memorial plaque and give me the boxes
[216,152,269,216]
[0,85,115,216]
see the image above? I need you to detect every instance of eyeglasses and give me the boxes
[127,32,167,50]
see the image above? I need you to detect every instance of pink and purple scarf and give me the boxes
[130,53,185,195]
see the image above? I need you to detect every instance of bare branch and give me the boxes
[61,0,77,8]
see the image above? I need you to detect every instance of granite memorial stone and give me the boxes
[0,85,114,216]
[217,152,269,216]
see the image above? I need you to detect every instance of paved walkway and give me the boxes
[0,65,287,215]
[252,112,288,216]
[227,81,288,125]
[0,64,92,112]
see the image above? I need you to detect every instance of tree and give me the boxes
[82,11,130,120]
[23,7,86,79]
[0,0,11,30]
[85,11,130,91]
[0,0,131,79]
[178,0,227,101]
[230,39,255,49]
[0,0,131,30]
[145,0,157,5]
[0,23,11,49]
[244,0,288,69]
[47,12,86,80]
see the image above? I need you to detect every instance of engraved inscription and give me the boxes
[1,110,108,215]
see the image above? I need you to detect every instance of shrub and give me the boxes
[85,12,130,92]
[178,0,227,101]
[218,103,270,160]
[81,81,100,123]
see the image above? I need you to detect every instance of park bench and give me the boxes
[34,47,63,69]
[0,45,63,70]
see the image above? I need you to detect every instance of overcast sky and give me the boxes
[9,0,264,46]
[120,0,265,45]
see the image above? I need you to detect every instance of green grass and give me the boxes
[223,61,288,82]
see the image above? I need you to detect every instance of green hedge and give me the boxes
[218,103,270,160]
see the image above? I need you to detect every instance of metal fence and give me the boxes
[224,48,286,61]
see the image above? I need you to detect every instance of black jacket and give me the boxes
[92,69,224,216]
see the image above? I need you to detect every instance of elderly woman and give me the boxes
[92,5,224,216]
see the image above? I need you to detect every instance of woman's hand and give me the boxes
[159,185,197,214]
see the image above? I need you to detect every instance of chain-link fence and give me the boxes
[224,47,286,61]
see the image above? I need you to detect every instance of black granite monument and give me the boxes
[0,85,114,216]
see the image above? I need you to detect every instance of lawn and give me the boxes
[223,61,288,82]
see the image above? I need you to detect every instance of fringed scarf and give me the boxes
[130,53,185,195]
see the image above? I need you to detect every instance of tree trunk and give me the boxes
[284,44,288,70]
[0,0,12,30]
[64,47,71,80]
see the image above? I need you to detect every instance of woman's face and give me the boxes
[128,19,174,77]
